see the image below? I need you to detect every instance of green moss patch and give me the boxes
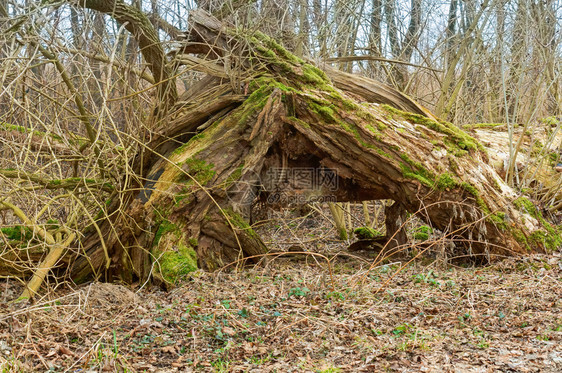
[152,220,198,283]
[0,226,33,241]
[400,154,436,187]
[436,172,458,190]
[302,65,329,85]
[460,182,490,214]
[154,243,198,284]
[383,105,484,154]
[153,220,178,247]
[172,133,206,156]
[513,197,562,251]
[224,208,258,238]
[354,227,383,240]
[462,123,505,131]
[413,226,432,241]
[178,158,216,186]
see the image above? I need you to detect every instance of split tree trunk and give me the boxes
[69,9,558,284]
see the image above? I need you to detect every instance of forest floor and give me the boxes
[1,208,562,372]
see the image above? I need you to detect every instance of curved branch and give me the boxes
[75,0,177,104]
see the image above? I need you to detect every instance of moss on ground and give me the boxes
[354,227,383,240]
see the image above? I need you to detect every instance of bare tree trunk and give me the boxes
[368,0,383,76]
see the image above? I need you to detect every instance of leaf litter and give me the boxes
[0,207,561,372]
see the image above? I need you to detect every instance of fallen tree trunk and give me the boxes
[3,6,559,293]
[65,9,562,286]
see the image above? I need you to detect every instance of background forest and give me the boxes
[2,0,561,125]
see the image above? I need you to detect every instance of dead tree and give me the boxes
[2,4,560,294]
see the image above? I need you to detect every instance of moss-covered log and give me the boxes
[66,9,560,286]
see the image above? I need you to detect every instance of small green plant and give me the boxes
[288,286,310,297]
[248,353,273,365]
[112,329,119,355]
[371,328,384,336]
[472,327,484,337]
[477,339,489,349]
[237,308,250,318]
[458,312,472,323]
[541,116,559,126]
[392,323,412,336]
[211,358,230,372]
[325,291,345,300]
[536,334,550,341]
[412,270,440,286]
[318,366,341,373]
